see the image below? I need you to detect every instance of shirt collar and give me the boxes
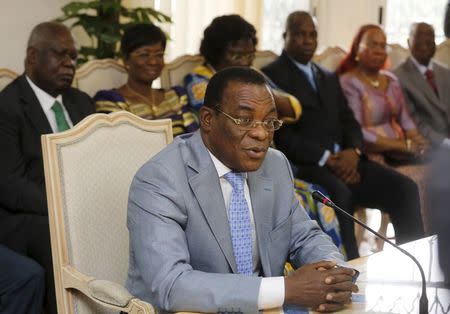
[207,149,247,179]
[26,76,63,112]
[410,56,433,75]
[289,56,314,75]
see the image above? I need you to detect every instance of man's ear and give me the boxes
[199,106,214,132]
[26,47,37,67]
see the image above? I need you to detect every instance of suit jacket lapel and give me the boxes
[62,92,83,125]
[186,132,238,273]
[280,52,320,109]
[405,58,445,112]
[433,63,448,105]
[19,75,53,134]
[248,170,274,276]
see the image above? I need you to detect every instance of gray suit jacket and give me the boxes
[126,131,344,313]
[393,57,450,145]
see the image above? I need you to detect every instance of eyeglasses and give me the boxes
[214,106,283,131]
[227,51,256,63]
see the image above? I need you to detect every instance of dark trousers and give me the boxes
[0,211,56,314]
[0,245,45,314]
[295,159,425,260]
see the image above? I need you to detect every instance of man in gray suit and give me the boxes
[126,67,357,313]
[394,22,450,147]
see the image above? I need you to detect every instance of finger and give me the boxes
[326,281,358,292]
[313,260,338,270]
[324,274,353,284]
[326,266,356,277]
[315,302,345,312]
[325,291,352,304]
[343,171,358,184]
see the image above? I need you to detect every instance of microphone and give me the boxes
[312,190,428,314]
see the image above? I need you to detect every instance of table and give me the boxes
[342,235,449,313]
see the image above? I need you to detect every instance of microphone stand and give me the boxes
[312,190,428,314]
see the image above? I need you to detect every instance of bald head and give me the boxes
[408,22,435,66]
[27,22,73,49]
[25,22,77,97]
[409,22,434,40]
[283,11,317,64]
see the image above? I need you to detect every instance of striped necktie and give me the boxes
[224,171,253,275]
[51,100,70,132]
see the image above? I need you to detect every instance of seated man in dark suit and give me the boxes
[262,11,424,259]
[393,22,450,148]
[0,245,45,314]
[0,22,95,314]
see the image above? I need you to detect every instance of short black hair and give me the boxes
[200,15,257,67]
[121,23,166,59]
[203,67,268,109]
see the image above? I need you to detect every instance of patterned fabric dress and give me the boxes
[94,86,199,137]
[184,64,302,123]
[294,179,346,258]
[340,71,429,232]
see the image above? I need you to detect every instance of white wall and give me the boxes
[313,0,386,52]
[0,0,388,72]
[0,0,73,73]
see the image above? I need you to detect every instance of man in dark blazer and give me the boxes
[394,22,450,147]
[0,22,94,313]
[262,11,424,259]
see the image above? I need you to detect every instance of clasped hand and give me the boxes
[326,149,360,184]
[285,260,358,312]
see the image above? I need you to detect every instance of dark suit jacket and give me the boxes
[261,51,363,166]
[0,75,95,216]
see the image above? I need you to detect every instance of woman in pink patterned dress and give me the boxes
[337,24,431,232]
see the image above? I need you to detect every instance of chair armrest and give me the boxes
[62,265,154,313]
[88,279,132,307]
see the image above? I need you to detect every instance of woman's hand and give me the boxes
[405,130,429,156]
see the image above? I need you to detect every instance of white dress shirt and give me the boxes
[208,151,285,310]
[26,76,73,132]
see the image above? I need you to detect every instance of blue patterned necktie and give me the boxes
[224,171,253,276]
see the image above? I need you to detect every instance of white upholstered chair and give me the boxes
[252,50,278,70]
[313,46,347,71]
[434,39,450,69]
[41,111,173,314]
[0,68,18,91]
[387,44,410,69]
[73,59,128,97]
[160,54,204,89]
[159,50,278,89]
